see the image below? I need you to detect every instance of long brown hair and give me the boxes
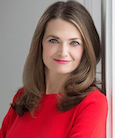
[12,0,101,116]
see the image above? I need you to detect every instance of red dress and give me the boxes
[0,88,108,138]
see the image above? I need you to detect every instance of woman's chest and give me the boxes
[6,99,77,138]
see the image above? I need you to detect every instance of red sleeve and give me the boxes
[0,88,24,138]
[68,90,108,138]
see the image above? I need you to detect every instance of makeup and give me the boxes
[54,59,71,64]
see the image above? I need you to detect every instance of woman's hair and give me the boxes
[12,0,101,116]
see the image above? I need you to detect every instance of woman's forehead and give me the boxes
[44,18,82,40]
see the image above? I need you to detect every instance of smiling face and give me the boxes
[42,18,84,76]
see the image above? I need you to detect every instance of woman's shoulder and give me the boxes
[86,89,107,103]
[0,88,24,137]
[77,89,108,112]
[73,89,108,123]
[85,89,107,104]
[86,89,106,98]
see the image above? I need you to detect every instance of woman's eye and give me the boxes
[49,39,58,43]
[71,41,80,46]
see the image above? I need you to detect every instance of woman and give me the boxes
[0,0,108,138]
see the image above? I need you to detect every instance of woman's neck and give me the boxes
[45,71,70,95]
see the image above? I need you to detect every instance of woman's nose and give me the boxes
[58,43,69,57]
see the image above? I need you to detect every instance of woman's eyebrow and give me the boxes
[68,37,82,41]
[46,35,60,39]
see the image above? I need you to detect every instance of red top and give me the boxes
[0,89,108,138]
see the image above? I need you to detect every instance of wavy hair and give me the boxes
[12,0,101,116]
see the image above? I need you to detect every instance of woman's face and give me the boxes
[42,18,84,75]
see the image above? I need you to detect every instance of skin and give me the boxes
[42,18,84,94]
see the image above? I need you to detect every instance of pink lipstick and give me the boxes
[54,59,71,64]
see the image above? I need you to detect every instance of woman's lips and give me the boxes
[54,59,71,64]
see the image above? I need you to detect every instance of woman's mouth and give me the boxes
[54,59,71,64]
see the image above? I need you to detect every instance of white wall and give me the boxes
[112,0,115,136]
[101,0,114,137]
[0,0,101,126]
